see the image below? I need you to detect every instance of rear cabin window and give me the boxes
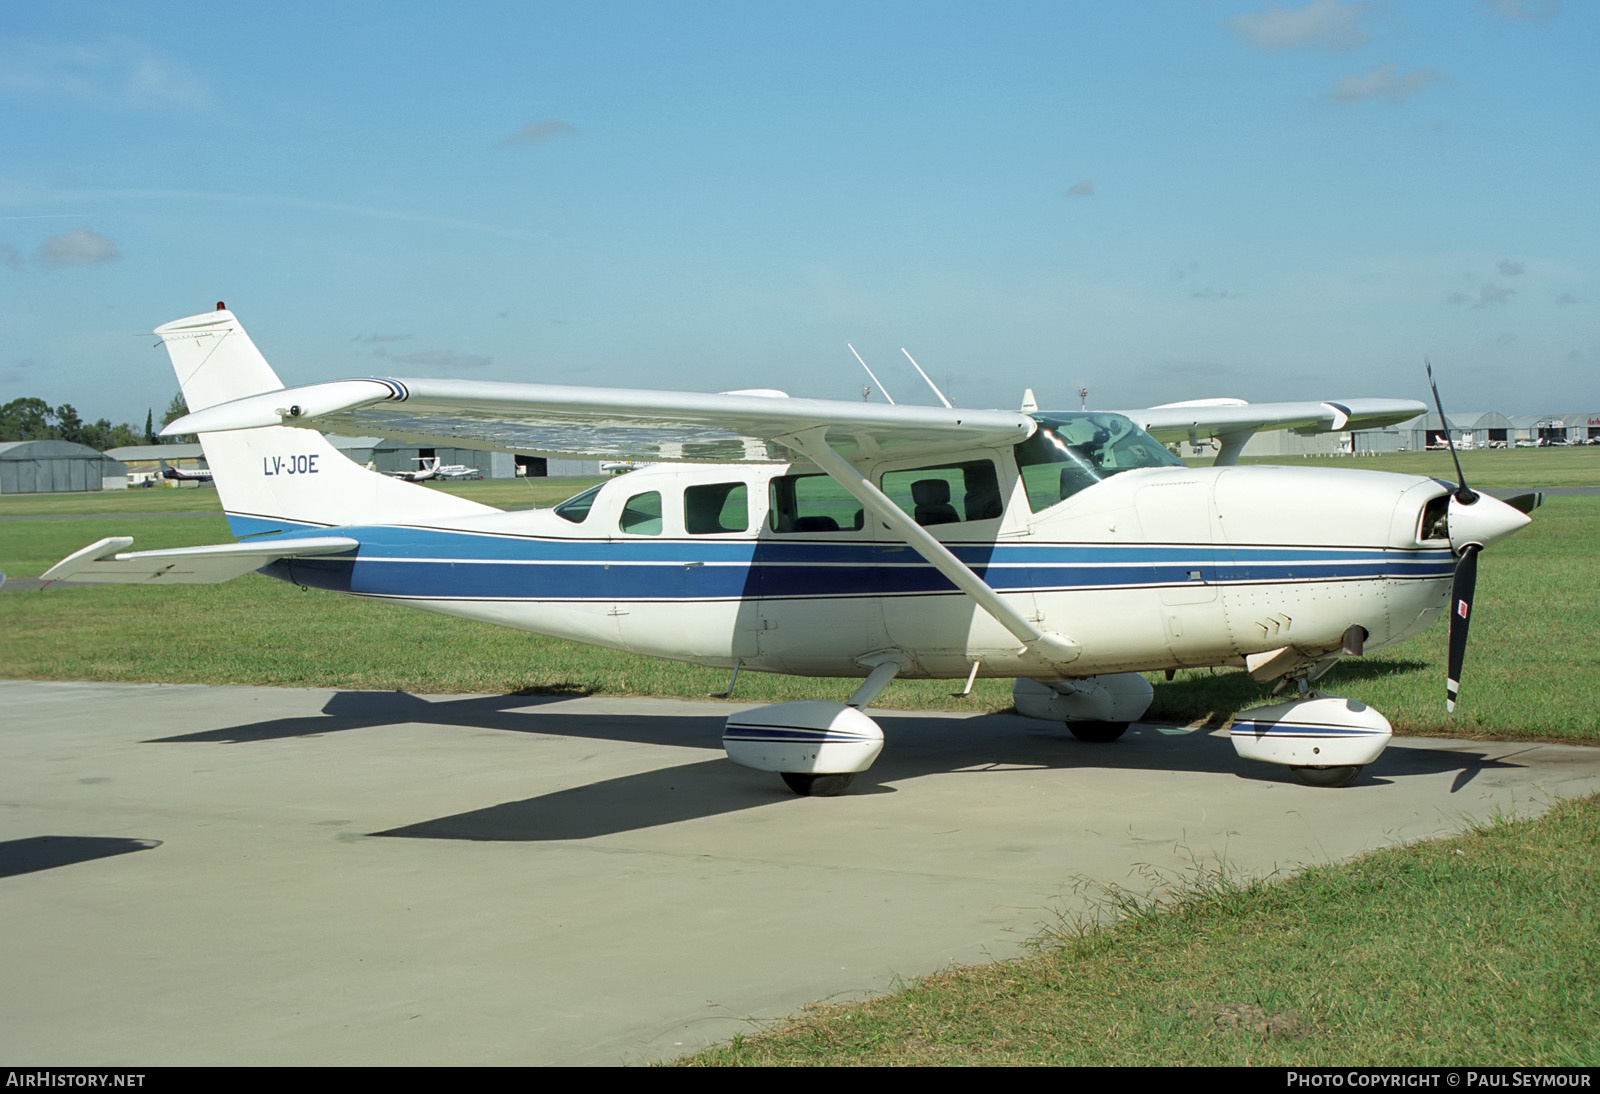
[684,482,749,534]
[618,491,662,535]
[768,473,864,533]
[879,460,1002,526]
[1014,412,1182,513]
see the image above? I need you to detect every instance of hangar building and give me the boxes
[0,440,127,494]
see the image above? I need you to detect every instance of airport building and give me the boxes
[0,440,128,493]
[105,443,208,487]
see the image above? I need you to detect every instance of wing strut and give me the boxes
[776,427,1081,669]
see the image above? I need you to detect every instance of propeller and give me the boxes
[1499,491,1544,515]
[1424,360,1536,712]
[1425,359,1476,506]
[1445,543,1478,713]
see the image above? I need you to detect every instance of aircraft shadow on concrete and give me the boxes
[144,689,724,749]
[0,835,162,879]
[143,690,1527,842]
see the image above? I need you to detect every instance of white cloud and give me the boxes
[1330,64,1443,103]
[1231,0,1370,50]
[1496,259,1525,277]
[499,120,577,148]
[0,37,213,111]
[36,226,118,267]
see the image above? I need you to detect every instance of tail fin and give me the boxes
[157,305,494,534]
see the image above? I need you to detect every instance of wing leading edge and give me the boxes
[166,378,1038,464]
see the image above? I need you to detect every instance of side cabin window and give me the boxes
[618,491,663,535]
[1014,412,1182,513]
[768,473,864,534]
[553,483,603,524]
[880,460,1002,527]
[685,482,749,534]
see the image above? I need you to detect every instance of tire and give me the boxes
[1067,721,1129,743]
[1291,764,1362,788]
[780,772,856,797]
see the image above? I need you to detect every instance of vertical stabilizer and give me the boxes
[157,306,494,533]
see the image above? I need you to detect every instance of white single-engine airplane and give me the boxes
[45,305,1539,794]
[157,457,214,484]
[386,457,480,483]
[386,456,444,483]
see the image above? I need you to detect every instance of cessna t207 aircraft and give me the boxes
[45,305,1538,794]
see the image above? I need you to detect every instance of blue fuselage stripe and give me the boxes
[241,516,1456,601]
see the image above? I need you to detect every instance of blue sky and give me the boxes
[2,1,1594,425]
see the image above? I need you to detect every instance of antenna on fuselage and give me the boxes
[848,344,895,405]
[901,348,953,408]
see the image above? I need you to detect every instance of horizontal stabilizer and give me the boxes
[42,536,359,586]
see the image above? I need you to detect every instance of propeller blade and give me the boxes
[1424,359,1478,505]
[1445,543,1480,713]
[1500,491,1544,515]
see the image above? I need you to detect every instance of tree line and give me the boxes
[0,393,192,450]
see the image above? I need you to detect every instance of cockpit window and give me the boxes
[1014,412,1182,513]
[553,484,603,524]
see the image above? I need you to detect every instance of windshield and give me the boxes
[1014,412,1182,512]
[553,483,604,524]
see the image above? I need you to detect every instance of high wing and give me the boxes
[166,378,1036,464]
[167,374,1422,468]
[1128,397,1425,464]
[42,536,360,585]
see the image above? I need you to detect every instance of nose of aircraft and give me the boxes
[1447,491,1533,553]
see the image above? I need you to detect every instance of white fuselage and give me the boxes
[257,452,1455,682]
